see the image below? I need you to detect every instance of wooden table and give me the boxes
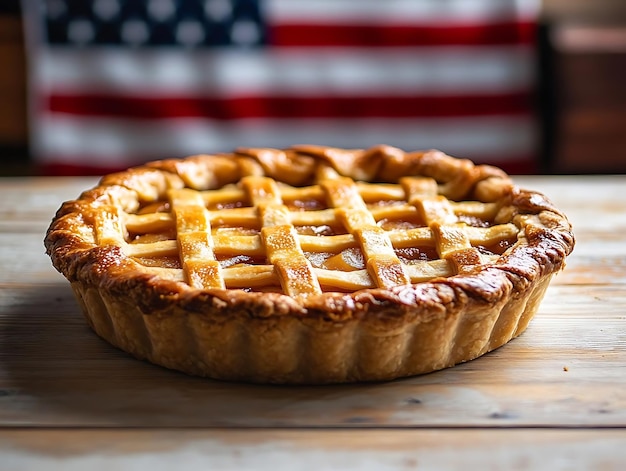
[1,175,625,470]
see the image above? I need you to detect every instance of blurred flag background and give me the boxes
[22,0,540,175]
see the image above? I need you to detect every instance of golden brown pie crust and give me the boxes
[45,145,575,384]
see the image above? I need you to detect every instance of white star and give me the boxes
[121,20,150,45]
[176,20,206,47]
[45,0,67,20]
[230,20,261,46]
[67,19,95,44]
[204,0,232,22]
[148,0,176,22]
[93,0,120,21]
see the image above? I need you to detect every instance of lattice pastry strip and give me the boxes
[94,206,127,247]
[169,188,224,289]
[322,176,411,289]
[243,175,322,297]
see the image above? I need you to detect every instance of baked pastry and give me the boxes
[45,145,574,384]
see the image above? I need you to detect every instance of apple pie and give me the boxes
[45,145,575,383]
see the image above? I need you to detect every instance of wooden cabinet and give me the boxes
[0,14,28,174]
[0,16,27,146]
[547,24,626,173]
[542,0,626,173]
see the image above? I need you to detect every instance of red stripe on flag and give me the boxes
[269,21,536,47]
[35,162,128,177]
[47,92,534,120]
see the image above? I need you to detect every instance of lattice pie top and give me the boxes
[102,170,522,298]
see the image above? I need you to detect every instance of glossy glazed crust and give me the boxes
[45,146,575,383]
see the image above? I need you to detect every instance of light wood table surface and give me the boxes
[1,175,625,470]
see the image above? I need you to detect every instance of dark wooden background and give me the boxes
[1,1,625,175]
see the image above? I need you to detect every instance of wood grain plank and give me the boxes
[515,177,626,286]
[0,177,98,233]
[0,234,68,284]
[2,428,626,471]
[1,283,624,428]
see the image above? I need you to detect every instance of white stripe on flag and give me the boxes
[37,46,535,96]
[266,0,540,24]
[36,114,535,165]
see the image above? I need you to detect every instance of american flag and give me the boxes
[23,0,540,175]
